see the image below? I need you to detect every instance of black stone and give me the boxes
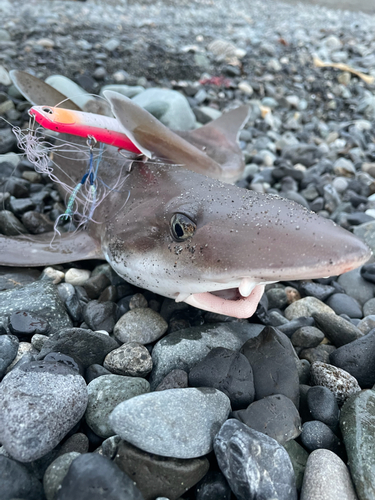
[330,330,375,388]
[234,394,301,445]
[56,453,144,500]
[240,326,299,407]
[298,281,336,301]
[44,352,84,375]
[189,347,254,410]
[83,300,118,333]
[195,470,231,500]
[291,326,324,348]
[85,363,112,384]
[277,317,315,338]
[21,211,54,234]
[361,263,375,284]
[299,344,336,364]
[307,386,340,430]
[37,327,118,368]
[325,294,362,318]
[83,274,111,299]
[57,433,89,457]
[312,312,362,347]
[0,209,28,235]
[155,368,188,391]
[9,197,35,215]
[8,310,50,336]
[0,334,18,377]
[0,455,44,500]
[0,127,17,154]
[300,421,344,457]
[65,293,83,323]
[98,285,118,303]
[214,419,297,500]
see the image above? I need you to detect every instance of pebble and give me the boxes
[100,84,145,98]
[0,455,44,500]
[284,297,334,320]
[8,310,50,336]
[37,327,118,369]
[110,388,231,458]
[363,299,375,317]
[103,342,153,377]
[45,74,92,109]
[310,361,361,405]
[307,386,340,430]
[300,449,358,500]
[64,268,91,286]
[188,347,254,410]
[40,267,65,284]
[56,453,144,500]
[6,341,39,372]
[283,439,309,492]
[357,314,375,334]
[113,308,168,344]
[83,273,111,299]
[340,390,375,499]
[277,317,315,338]
[312,311,363,347]
[85,374,150,438]
[155,368,188,391]
[0,210,28,235]
[57,433,89,457]
[114,439,209,500]
[43,452,81,500]
[214,419,297,500]
[0,360,88,462]
[330,330,375,388]
[240,326,300,407]
[85,363,112,384]
[337,268,374,306]
[83,300,118,333]
[325,293,362,318]
[0,334,18,377]
[298,281,336,301]
[234,394,302,445]
[291,326,324,348]
[300,420,343,455]
[195,470,231,500]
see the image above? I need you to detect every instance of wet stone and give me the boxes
[361,263,375,284]
[299,344,336,364]
[325,293,362,318]
[307,386,340,430]
[98,285,117,303]
[277,316,315,338]
[103,342,153,377]
[129,293,148,309]
[57,433,89,457]
[298,359,311,385]
[0,334,18,377]
[8,310,50,337]
[37,327,118,369]
[195,470,231,500]
[310,361,361,405]
[363,299,375,317]
[6,341,38,372]
[83,273,111,299]
[240,326,300,407]
[85,363,112,384]
[0,360,88,462]
[291,326,324,348]
[298,281,336,301]
[312,312,363,347]
[155,368,188,391]
[234,394,301,445]
[283,440,309,492]
[56,453,144,500]
[188,347,254,410]
[300,421,344,456]
[337,268,374,306]
[357,314,375,334]
[340,390,375,500]
[110,388,231,458]
[43,452,81,500]
[330,330,375,388]
[83,300,118,333]
[113,308,168,345]
[114,440,209,500]
[214,419,297,500]
[300,449,358,500]
[0,455,44,500]
[85,374,150,438]
[265,287,288,309]
[44,351,83,375]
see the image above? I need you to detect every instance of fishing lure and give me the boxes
[28,105,142,154]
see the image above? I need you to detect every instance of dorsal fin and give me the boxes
[104,90,223,180]
[0,231,103,267]
[10,70,82,111]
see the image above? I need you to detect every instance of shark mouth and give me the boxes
[183,283,265,319]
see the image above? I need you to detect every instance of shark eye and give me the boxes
[171,213,196,241]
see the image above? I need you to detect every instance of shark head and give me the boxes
[101,162,371,318]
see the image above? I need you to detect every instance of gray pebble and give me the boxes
[113,308,168,344]
[0,334,18,377]
[285,297,334,320]
[310,361,361,405]
[43,452,81,500]
[104,342,152,377]
[337,268,374,306]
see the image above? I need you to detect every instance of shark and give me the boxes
[0,70,371,318]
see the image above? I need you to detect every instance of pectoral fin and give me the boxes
[10,70,82,111]
[0,231,104,267]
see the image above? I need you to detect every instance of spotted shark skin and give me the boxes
[0,71,371,318]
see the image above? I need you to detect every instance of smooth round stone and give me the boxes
[240,326,299,407]
[283,440,309,492]
[100,84,145,98]
[361,263,375,284]
[0,210,27,235]
[0,361,88,462]
[43,452,81,500]
[57,433,89,457]
[357,314,375,334]
[195,470,231,500]
[65,268,91,286]
[265,287,288,309]
[37,328,118,369]
[56,453,144,500]
[291,326,324,348]
[299,344,336,364]
[103,342,152,377]
[83,300,118,333]
[85,363,112,384]
[113,308,168,344]
[234,394,301,445]
[110,388,231,458]
[363,299,375,317]
[277,317,315,338]
[300,421,343,455]
[214,419,297,500]
[86,375,150,438]
[0,334,18,377]
[8,311,50,336]
[307,386,339,429]
[0,455,44,500]
[310,361,361,405]
[298,359,311,385]
[325,294,362,318]
[330,330,375,388]
[312,312,363,347]
[129,293,148,309]
[340,390,375,500]
[83,274,111,299]
[44,352,83,375]
[300,449,358,500]
[188,347,254,410]
[114,440,209,500]
[40,267,65,284]
[285,297,334,320]
[155,369,188,391]
[337,268,374,306]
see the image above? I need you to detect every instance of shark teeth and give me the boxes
[238,278,258,298]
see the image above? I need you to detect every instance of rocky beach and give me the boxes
[1,0,375,499]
